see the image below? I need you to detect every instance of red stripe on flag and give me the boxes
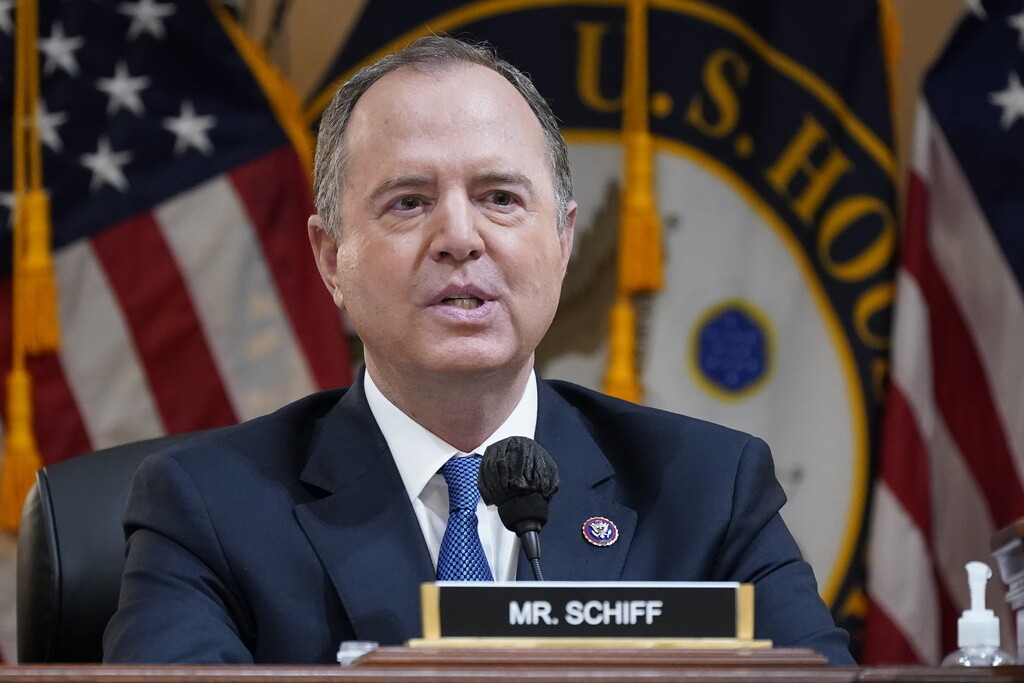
[877,383,932,534]
[28,355,94,465]
[91,213,238,433]
[901,172,1024,526]
[230,147,351,389]
[936,572,959,664]
[0,281,93,465]
[863,597,923,664]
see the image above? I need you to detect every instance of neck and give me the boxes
[364,356,533,453]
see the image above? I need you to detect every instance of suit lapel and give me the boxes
[293,376,434,644]
[520,379,637,581]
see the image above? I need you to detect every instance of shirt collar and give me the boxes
[364,369,538,503]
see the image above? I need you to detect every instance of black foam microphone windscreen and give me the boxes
[478,435,559,534]
[479,436,558,579]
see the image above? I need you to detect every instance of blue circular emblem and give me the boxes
[582,517,618,547]
[695,303,769,395]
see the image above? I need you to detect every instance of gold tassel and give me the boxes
[617,0,662,294]
[618,130,663,293]
[0,367,42,532]
[602,295,641,403]
[2,0,55,531]
[17,190,61,353]
[602,0,661,403]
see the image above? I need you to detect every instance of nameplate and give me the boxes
[419,581,754,640]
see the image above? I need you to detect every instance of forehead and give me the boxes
[342,63,549,175]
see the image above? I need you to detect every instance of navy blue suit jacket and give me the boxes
[103,374,853,665]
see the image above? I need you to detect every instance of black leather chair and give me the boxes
[16,432,203,663]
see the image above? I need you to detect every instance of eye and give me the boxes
[392,195,423,212]
[488,190,516,207]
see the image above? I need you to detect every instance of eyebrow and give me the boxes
[368,171,537,203]
[368,175,432,204]
[475,171,535,199]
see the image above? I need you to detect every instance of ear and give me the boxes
[559,200,577,274]
[308,214,345,310]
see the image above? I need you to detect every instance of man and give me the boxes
[103,36,853,665]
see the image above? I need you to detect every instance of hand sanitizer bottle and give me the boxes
[942,561,1016,666]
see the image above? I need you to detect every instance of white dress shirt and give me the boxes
[363,370,538,581]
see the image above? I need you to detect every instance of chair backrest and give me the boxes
[16,432,202,663]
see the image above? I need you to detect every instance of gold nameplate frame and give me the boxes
[412,581,770,649]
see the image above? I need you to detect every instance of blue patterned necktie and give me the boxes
[436,455,494,581]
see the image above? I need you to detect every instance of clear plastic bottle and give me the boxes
[942,645,1015,667]
[942,561,1017,667]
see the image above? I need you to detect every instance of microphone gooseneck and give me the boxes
[478,436,559,581]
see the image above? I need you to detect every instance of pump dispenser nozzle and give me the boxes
[959,561,998,649]
[966,562,991,615]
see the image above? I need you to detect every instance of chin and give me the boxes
[419,344,527,378]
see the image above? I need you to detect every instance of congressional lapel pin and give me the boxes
[582,516,619,547]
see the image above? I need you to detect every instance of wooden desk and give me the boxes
[1,648,1022,682]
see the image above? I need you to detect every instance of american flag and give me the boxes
[863,0,1024,664]
[0,0,349,477]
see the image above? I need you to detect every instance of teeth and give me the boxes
[443,297,482,310]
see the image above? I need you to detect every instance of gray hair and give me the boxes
[313,35,573,237]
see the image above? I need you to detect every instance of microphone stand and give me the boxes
[518,525,544,581]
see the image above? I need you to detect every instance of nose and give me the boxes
[429,193,484,262]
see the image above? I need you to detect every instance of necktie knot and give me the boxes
[439,454,482,512]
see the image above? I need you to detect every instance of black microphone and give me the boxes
[478,436,559,581]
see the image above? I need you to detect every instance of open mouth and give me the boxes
[442,296,484,310]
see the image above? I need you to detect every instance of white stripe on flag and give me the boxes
[868,482,941,663]
[887,267,1010,653]
[917,105,1024,480]
[56,239,165,449]
[154,176,317,421]
[910,101,935,185]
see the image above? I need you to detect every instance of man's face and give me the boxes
[311,64,575,382]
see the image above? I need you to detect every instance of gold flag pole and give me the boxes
[603,0,663,403]
[2,0,62,531]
